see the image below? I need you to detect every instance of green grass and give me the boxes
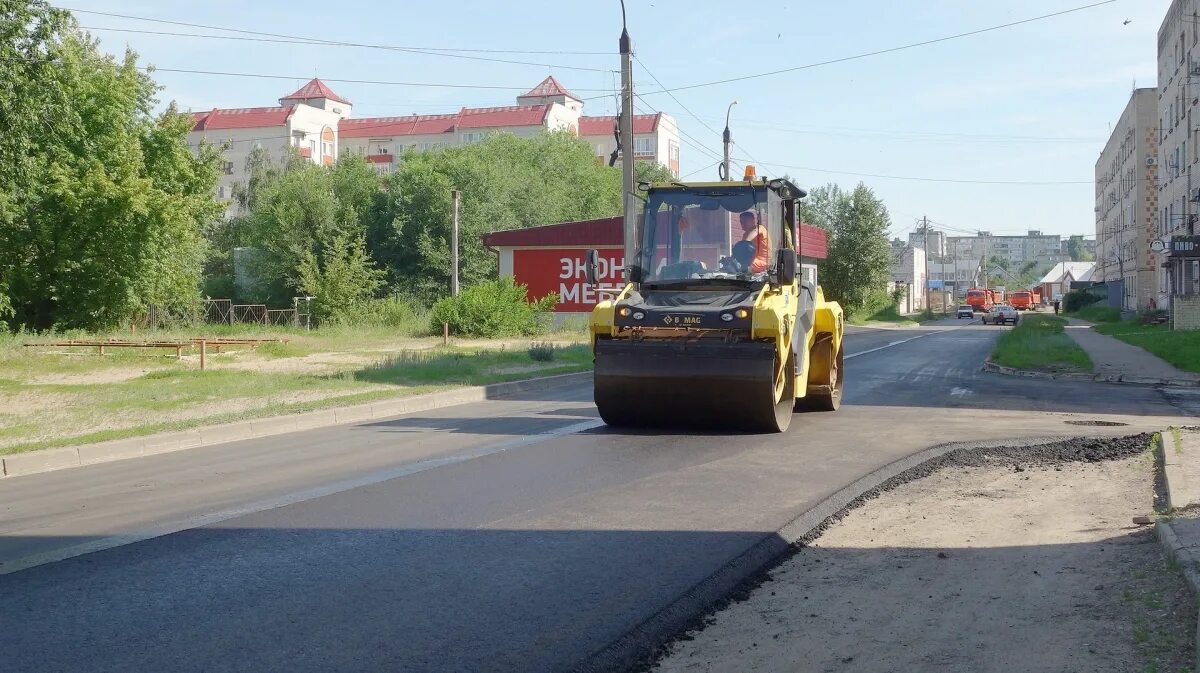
[1071,303,1123,323]
[847,304,918,326]
[0,339,592,457]
[990,314,1093,373]
[1094,321,1200,373]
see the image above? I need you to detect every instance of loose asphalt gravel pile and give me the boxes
[633,432,1158,672]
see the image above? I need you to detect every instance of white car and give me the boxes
[955,305,974,319]
[982,304,1019,326]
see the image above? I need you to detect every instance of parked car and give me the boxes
[956,304,974,319]
[982,304,1019,326]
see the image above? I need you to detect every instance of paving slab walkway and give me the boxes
[1064,317,1200,383]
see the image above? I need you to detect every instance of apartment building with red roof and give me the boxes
[189,76,679,216]
[188,78,352,215]
[340,76,680,176]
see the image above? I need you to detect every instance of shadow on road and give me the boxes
[0,526,1178,673]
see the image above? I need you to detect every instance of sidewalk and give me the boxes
[1063,317,1200,384]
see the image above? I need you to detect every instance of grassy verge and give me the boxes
[1094,321,1200,373]
[1071,303,1122,323]
[990,314,1093,373]
[847,305,919,327]
[0,336,591,456]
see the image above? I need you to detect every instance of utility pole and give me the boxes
[721,100,737,181]
[451,189,461,297]
[618,0,636,281]
[922,216,931,312]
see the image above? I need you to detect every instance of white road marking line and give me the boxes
[950,387,973,398]
[0,418,604,576]
[845,328,952,360]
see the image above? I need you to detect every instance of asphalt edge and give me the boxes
[1,371,593,479]
[982,358,1200,388]
[569,434,1109,673]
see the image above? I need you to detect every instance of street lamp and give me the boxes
[721,100,738,181]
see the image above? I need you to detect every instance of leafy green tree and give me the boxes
[0,2,221,329]
[296,232,385,325]
[818,183,893,311]
[372,131,626,303]
[1067,235,1094,262]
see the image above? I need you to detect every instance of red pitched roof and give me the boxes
[280,78,351,106]
[341,105,551,138]
[519,75,579,101]
[457,105,550,129]
[578,113,661,136]
[339,114,457,138]
[191,107,293,131]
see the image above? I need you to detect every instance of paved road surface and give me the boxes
[0,320,1192,672]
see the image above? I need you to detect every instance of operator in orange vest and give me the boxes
[738,210,771,273]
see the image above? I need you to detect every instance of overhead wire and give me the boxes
[61,8,608,55]
[583,0,1121,100]
[77,24,615,73]
[0,54,614,92]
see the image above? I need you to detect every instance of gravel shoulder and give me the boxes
[650,442,1195,673]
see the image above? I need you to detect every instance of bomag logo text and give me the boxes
[663,315,702,326]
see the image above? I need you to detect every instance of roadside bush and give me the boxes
[430,277,557,337]
[528,342,556,362]
[1061,289,1104,313]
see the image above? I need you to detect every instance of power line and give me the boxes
[734,156,1092,185]
[0,54,614,92]
[690,116,1104,144]
[631,57,766,174]
[584,0,1120,100]
[633,97,724,164]
[77,24,615,73]
[61,7,608,55]
[680,161,722,179]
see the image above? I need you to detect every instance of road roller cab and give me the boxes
[585,171,844,433]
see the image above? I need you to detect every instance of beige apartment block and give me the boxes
[1095,87,1158,311]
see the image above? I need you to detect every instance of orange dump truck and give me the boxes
[965,288,995,312]
[1009,290,1034,310]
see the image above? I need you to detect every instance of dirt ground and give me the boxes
[651,454,1195,673]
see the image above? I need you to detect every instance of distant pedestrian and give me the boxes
[1053,300,1060,315]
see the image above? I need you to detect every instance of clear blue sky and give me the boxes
[73,0,1169,239]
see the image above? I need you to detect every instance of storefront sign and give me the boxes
[1171,236,1200,258]
[512,248,625,312]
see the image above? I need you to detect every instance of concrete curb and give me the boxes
[1,371,593,479]
[1154,520,1200,673]
[1152,426,1200,673]
[570,434,1099,673]
[982,358,1200,387]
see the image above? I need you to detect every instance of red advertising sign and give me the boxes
[513,248,625,312]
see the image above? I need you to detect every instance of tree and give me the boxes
[1067,235,1094,262]
[812,183,893,311]
[371,131,627,303]
[296,233,385,325]
[0,2,222,329]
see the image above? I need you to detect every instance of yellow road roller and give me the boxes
[584,171,844,432]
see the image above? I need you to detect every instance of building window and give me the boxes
[322,141,333,157]
[218,185,225,199]
[462,132,485,144]
[223,161,234,175]
[309,139,317,155]
[633,137,654,157]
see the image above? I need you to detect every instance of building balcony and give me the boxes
[298,147,313,158]
[367,154,394,164]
